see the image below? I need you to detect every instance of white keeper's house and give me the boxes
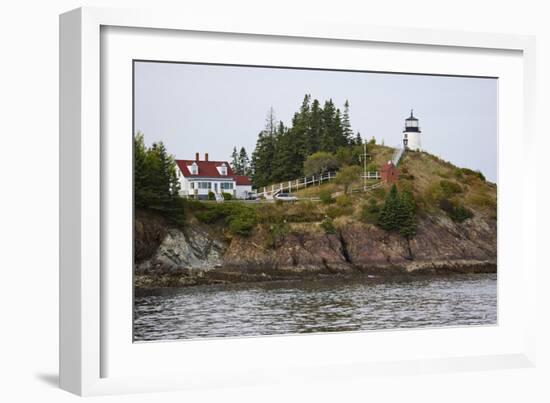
[176,153,253,200]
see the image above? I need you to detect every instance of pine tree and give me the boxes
[273,121,302,181]
[355,131,363,145]
[342,100,353,144]
[320,99,337,152]
[399,189,417,259]
[251,108,278,188]
[378,185,401,231]
[399,189,417,238]
[134,133,182,220]
[307,99,322,155]
[230,146,241,174]
[238,147,250,176]
[291,94,312,160]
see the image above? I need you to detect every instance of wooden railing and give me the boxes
[255,170,381,199]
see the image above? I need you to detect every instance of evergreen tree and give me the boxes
[399,189,417,239]
[377,185,417,258]
[355,131,363,145]
[251,108,278,188]
[230,146,241,174]
[250,96,362,187]
[290,94,311,158]
[238,147,250,176]
[342,100,353,144]
[273,121,302,181]
[307,99,322,155]
[320,99,337,152]
[134,133,182,221]
[378,185,401,231]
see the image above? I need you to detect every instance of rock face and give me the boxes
[135,211,496,288]
[136,225,225,272]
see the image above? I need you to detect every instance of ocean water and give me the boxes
[134,273,497,341]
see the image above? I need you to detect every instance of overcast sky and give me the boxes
[134,61,497,182]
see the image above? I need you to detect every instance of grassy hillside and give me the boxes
[176,145,496,244]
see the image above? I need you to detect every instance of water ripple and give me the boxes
[134,273,497,341]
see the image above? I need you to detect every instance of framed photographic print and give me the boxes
[60,7,537,396]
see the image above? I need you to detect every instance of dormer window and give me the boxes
[190,162,198,175]
[218,163,227,176]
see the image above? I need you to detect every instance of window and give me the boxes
[220,182,233,190]
[190,162,198,175]
[198,182,212,189]
[190,182,195,189]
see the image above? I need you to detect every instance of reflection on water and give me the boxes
[134,273,497,341]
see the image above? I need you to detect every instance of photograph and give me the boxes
[132,61,498,342]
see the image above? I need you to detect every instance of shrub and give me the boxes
[439,180,462,197]
[366,161,379,173]
[336,165,361,194]
[467,191,496,210]
[335,194,352,207]
[227,207,257,236]
[424,182,445,204]
[264,223,289,248]
[221,192,233,200]
[207,191,215,200]
[303,151,340,177]
[319,189,335,204]
[360,198,380,223]
[193,203,257,236]
[454,167,485,182]
[326,205,352,219]
[194,208,226,224]
[286,202,324,222]
[320,217,336,234]
[439,198,473,223]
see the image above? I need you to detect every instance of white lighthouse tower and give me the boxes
[402,110,422,151]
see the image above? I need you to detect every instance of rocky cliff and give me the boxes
[134,210,496,288]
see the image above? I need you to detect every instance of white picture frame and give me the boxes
[59,6,537,396]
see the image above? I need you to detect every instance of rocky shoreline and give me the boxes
[134,259,496,289]
[134,210,497,289]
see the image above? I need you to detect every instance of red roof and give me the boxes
[176,160,252,187]
[234,175,252,186]
[176,159,235,178]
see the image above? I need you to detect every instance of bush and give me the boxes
[467,191,496,210]
[319,189,335,204]
[439,180,462,197]
[221,192,233,200]
[336,194,352,207]
[366,161,379,173]
[227,207,257,236]
[454,167,485,182]
[320,217,336,234]
[326,205,352,219]
[371,187,386,200]
[285,202,325,222]
[207,191,215,200]
[264,223,289,248]
[439,198,473,223]
[360,198,380,223]
[193,203,257,236]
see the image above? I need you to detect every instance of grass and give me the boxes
[184,144,497,236]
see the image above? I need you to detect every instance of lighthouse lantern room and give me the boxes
[403,110,422,151]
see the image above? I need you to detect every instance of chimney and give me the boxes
[205,153,209,162]
[195,152,199,161]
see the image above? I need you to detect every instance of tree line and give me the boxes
[248,95,364,188]
[134,132,184,223]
